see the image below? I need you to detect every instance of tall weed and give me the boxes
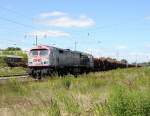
[108,85,150,116]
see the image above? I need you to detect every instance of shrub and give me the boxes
[108,85,150,116]
[0,56,7,67]
[62,78,72,89]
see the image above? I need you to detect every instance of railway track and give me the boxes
[0,74,28,78]
[0,75,30,84]
[0,75,28,80]
[0,74,49,84]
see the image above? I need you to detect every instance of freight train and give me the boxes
[28,45,94,79]
[28,45,135,79]
[94,57,135,71]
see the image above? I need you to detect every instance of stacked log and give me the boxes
[94,57,135,71]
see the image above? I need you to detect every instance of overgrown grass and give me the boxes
[0,56,7,67]
[108,85,150,116]
[0,67,149,116]
[0,67,27,77]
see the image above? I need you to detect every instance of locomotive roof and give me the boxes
[30,45,93,56]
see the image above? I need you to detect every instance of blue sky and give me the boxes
[0,0,150,63]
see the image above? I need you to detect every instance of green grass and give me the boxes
[0,67,27,77]
[0,67,149,116]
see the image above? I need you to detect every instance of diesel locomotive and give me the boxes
[28,45,94,79]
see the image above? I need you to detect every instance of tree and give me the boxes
[5,47,21,51]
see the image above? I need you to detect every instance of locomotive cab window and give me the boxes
[40,49,48,56]
[30,50,38,56]
[59,50,64,54]
[30,49,49,56]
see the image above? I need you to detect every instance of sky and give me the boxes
[0,0,150,63]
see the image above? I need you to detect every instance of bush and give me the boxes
[0,56,7,67]
[108,85,150,116]
[62,78,72,89]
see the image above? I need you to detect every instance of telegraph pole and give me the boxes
[25,34,44,46]
[74,41,77,51]
[135,54,138,67]
[116,50,119,60]
[24,34,38,46]
[35,35,38,46]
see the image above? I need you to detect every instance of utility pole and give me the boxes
[35,35,38,46]
[146,56,149,62]
[25,34,43,46]
[116,50,119,60]
[135,54,138,67]
[74,41,77,51]
[97,41,102,56]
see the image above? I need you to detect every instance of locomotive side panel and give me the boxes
[57,49,81,67]
[72,52,80,66]
[88,55,94,69]
[79,53,94,69]
[49,48,59,67]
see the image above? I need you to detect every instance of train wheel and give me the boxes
[32,73,37,79]
[37,72,42,80]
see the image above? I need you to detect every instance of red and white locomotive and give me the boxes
[28,45,94,79]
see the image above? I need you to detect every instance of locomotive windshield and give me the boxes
[30,49,48,56]
[30,50,38,56]
[40,50,48,56]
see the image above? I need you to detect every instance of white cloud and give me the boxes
[40,11,67,18]
[146,44,150,48]
[28,30,70,37]
[84,47,150,63]
[145,16,150,20]
[36,14,95,28]
[116,45,128,50]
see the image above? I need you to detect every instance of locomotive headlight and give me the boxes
[29,62,33,64]
[44,61,49,64]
